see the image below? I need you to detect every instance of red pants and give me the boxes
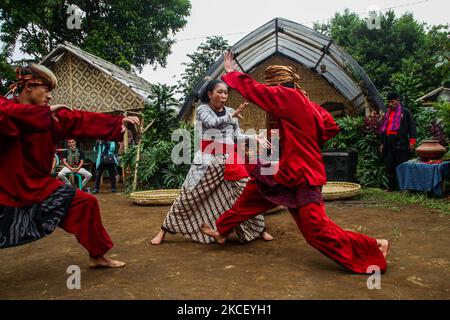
[216,179,387,274]
[59,190,113,257]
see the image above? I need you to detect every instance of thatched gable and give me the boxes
[40,42,152,113]
[179,17,385,130]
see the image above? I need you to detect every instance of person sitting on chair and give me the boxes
[57,139,92,189]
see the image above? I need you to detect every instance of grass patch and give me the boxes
[357,188,450,214]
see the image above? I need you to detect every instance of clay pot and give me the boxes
[415,139,447,161]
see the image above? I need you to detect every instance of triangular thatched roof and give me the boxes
[179,17,385,120]
[41,42,152,101]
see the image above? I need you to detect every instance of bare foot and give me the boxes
[261,231,274,241]
[200,223,226,244]
[377,239,390,259]
[151,229,166,245]
[89,256,126,268]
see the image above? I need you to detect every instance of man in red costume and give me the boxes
[202,51,389,274]
[0,64,139,268]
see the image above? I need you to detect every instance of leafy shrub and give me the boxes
[415,103,449,148]
[325,114,388,188]
[122,84,193,192]
[385,72,423,114]
[433,99,450,138]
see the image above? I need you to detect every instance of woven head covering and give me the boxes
[9,64,57,93]
[264,65,308,97]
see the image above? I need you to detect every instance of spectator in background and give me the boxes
[116,129,135,184]
[93,140,119,193]
[380,92,417,191]
[57,139,92,188]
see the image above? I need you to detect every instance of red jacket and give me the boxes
[222,72,339,187]
[0,96,124,207]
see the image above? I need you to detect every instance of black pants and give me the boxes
[383,136,411,190]
[94,163,116,191]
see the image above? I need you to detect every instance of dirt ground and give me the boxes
[1,185,450,300]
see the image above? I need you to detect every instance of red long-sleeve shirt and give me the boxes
[386,109,417,145]
[0,96,124,207]
[222,72,339,187]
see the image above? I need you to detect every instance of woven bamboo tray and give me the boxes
[130,189,181,206]
[322,182,361,200]
[131,182,361,206]
[264,206,285,214]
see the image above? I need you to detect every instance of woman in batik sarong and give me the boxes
[201,51,389,274]
[150,80,273,245]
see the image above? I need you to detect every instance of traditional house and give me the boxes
[39,42,153,164]
[415,87,450,106]
[40,42,152,113]
[178,17,385,133]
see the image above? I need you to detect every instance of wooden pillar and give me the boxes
[132,118,156,192]
[122,111,129,184]
[69,53,74,109]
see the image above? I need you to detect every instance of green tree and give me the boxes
[434,100,450,138]
[314,10,450,97]
[179,36,229,101]
[0,0,191,71]
[428,25,450,86]
[0,50,15,94]
[143,83,180,142]
[385,72,423,113]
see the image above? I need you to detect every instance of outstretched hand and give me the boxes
[121,116,140,133]
[256,130,272,149]
[49,104,72,122]
[232,102,248,119]
[224,49,238,73]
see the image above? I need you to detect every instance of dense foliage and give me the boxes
[121,83,193,192]
[0,0,191,91]
[178,36,229,101]
[316,9,449,189]
[324,114,388,188]
[314,10,449,98]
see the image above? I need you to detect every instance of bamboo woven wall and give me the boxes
[50,53,145,113]
[184,55,358,130]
